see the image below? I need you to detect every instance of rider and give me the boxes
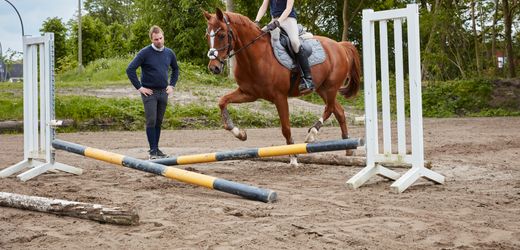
[254,0,315,95]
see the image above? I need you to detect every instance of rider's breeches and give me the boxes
[273,17,300,53]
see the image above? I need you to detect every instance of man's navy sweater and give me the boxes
[126,45,179,90]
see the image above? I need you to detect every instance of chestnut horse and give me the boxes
[204,9,360,166]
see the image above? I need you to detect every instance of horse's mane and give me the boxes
[225,12,256,30]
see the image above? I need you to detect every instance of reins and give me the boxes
[227,30,269,59]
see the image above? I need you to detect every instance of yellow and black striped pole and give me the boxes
[152,138,364,166]
[52,139,276,203]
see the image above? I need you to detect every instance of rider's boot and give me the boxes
[296,45,315,95]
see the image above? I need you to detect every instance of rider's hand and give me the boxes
[138,87,153,96]
[265,20,280,32]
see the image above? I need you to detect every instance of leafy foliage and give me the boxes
[422,78,499,117]
[40,17,68,68]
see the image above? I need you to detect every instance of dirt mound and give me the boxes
[491,78,520,109]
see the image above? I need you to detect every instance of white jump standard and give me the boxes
[346,4,445,192]
[0,33,82,181]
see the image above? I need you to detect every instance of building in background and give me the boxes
[0,59,6,82]
[7,63,23,82]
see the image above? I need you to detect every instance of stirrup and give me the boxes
[299,79,315,95]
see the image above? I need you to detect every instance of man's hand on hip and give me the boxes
[166,86,174,96]
[138,87,153,96]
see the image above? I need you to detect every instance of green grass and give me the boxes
[56,56,235,90]
[51,96,315,132]
[2,56,519,134]
[0,92,23,120]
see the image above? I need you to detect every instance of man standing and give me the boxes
[126,25,179,159]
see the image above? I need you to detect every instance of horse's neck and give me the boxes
[232,25,271,76]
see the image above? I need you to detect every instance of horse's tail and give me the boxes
[338,41,361,99]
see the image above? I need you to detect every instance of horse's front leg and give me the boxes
[274,98,298,167]
[219,88,257,141]
[305,90,334,143]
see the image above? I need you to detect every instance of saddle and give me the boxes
[270,25,326,70]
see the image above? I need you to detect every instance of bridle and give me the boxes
[206,15,234,66]
[206,14,269,66]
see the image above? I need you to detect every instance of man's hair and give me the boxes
[149,25,164,39]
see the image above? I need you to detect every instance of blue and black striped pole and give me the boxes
[52,139,276,203]
[152,138,364,166]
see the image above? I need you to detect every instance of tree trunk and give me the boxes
[471,1,481,75]
[226,0,235,79]
[420,0,428,10]
[0,192,139,226]
[342,0,364,41]
[422,0,441,79]
[342,0,349,41]
[503,0,517,77]
[492,0,499,69]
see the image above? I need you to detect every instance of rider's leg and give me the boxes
[279,17,315,94]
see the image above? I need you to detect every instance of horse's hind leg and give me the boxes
[331,100,354,156]
[274,98,298,167]
[219,88,257,141]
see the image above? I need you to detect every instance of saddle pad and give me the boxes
[270,28,326,70]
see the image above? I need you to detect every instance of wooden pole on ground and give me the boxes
[0,192,139,226]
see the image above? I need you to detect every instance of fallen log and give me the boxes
[0,192,139,226]
[250,154,432,169]
[251,155,366,166]
[0,120,23,132]
[0,119,74,133]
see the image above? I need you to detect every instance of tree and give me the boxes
[130,0,224,65]
[105,22,130,58]
[226,0,235,79]
[341,0,364,41]
[491,0,500,70]
[68,15,108,65]
[502,0,518,77]
[471,1,481,75]
[83,0,135,26]
[40,17,68,69]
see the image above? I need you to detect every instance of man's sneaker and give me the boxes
[156,149,167,158]
[149,149,167,160]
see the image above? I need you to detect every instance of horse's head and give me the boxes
[204,8,234,75]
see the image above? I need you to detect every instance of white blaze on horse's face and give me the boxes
[206,26,221,60]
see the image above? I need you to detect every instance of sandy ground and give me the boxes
[0,117,519,249]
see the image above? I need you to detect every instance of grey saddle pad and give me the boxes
[270,26,326,70]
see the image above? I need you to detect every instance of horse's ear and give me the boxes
[203,10,212,21]
[216,8,224,21]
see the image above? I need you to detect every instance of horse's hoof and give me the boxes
[289,155,299,167]
[305,128,318,143]
[238,130,247,141]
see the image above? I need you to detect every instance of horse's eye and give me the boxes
[219,34,226,40]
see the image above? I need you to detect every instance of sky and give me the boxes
[0,0,78,57]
